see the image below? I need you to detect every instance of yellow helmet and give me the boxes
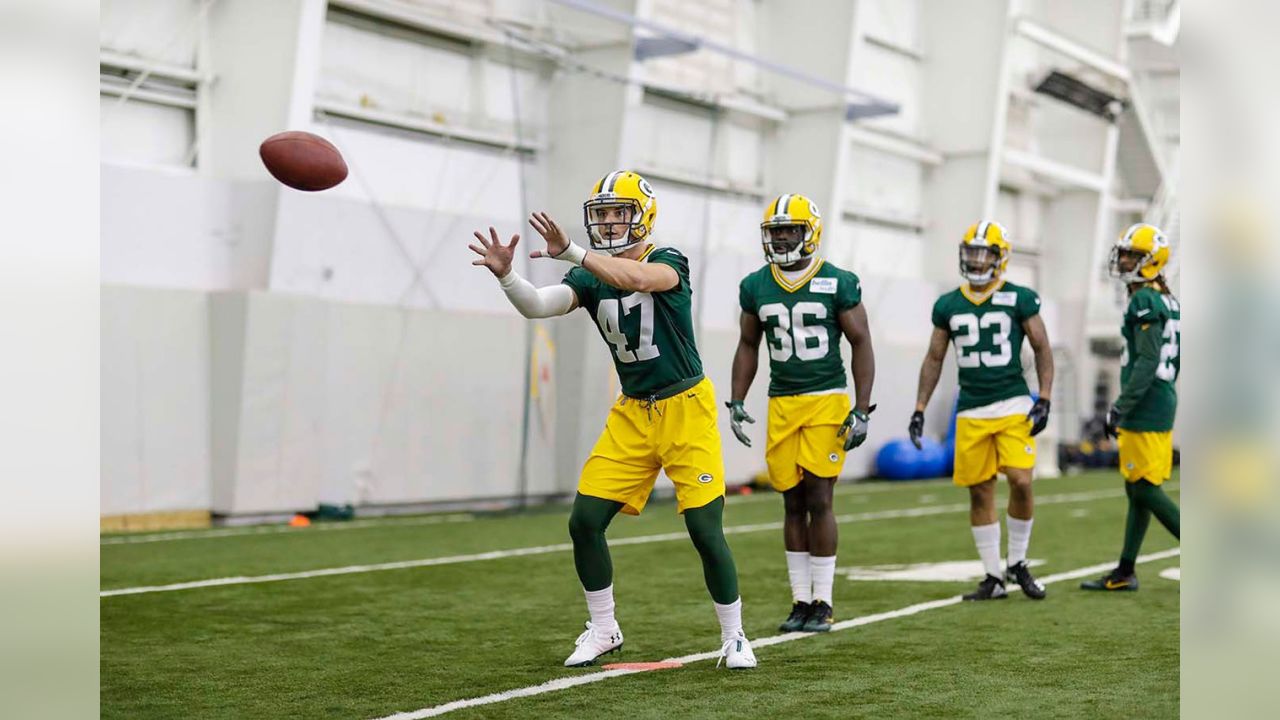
[583,170,658,255]
[1109,223,1170,283]
[959,221,1011,283]
[760,194,823,265]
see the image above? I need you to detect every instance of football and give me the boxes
[258,130,348,191]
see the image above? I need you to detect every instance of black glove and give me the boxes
[724,400,755,447]
[1104,406,1120,439]
[838,404,876,451]
[908,410,925,450]
[1026,398,1051,437]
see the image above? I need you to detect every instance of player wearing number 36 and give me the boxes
[727,194,875,634]
[910,221,1054,602]
[468,170,757,670]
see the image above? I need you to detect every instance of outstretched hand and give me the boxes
[469,226,519,278]
[527,212,571,259]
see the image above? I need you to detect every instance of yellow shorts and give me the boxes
[953,414,1036,487]
[578,377,726,515]
[1117,429,1173,485]
[766,393,851,492]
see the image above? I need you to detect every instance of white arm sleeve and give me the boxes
[498,270,576,318]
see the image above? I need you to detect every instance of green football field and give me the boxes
[101,470,1179,719]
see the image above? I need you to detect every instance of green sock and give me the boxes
[1133,479,1180,539]
[568,493,624,591]
[1119,482,1151,573]
[683,497,740,604]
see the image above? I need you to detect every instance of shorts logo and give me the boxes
[697,473,714,484]
[1024,445,1032,454]
[829,452,840,463]
[1126,462,1135,470]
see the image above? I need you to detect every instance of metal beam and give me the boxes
[1015,18,1131,82]
[549,0,899,118]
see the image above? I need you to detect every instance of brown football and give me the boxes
[259,131,348,191]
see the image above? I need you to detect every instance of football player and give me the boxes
[726,194,875,633]
[1081,224,1181,591]
[910,221,1053,601]
[469,171,757,669]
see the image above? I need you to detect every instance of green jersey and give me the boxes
[931,281,1042,412]
[738,259,862,397]
[562,245,703,398]
[1118,285,1180,431]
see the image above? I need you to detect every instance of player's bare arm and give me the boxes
[909,325,949,448]
[1022,314,1054,401]
[914,326,949,412]
[528,211,677,293]
[469,225,579,317]
[725,311,763,447]
[837,304,875,414]
[1022,313,1054,435]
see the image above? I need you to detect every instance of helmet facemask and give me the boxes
[761,222,813,265]
[1108,246,1152,283]
[959,243,1004,283]
[584,198,646,255]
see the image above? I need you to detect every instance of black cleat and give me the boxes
[963,574,1009,601]
[1080,568,1139,592]
[801,601,833,632]
[778,601,812,632]
[1005,561,1047,600]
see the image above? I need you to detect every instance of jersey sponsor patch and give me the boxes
[992,291,1017,306]
[809,277,837,294]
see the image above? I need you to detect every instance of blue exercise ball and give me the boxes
[876,437,949,480]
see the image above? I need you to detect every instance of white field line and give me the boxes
[99,486,1154,598]
[101,480,942,546]
[374,547,1182,719]
[100,514,476,546]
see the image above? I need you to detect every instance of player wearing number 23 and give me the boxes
[468,170,756,671]
[727,194,876,634]
[911,221,1054,602]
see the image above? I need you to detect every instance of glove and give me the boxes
[838,404,876,451]
[724,400,755,447]
[1026,398,1051,437]
[908,410,925,450]
[1104,406,1120,439]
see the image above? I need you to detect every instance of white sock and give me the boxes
[713,597,744,643]
[583,585,619,635]
[1007,516,1033,566]
[971,523,1002,579]
[785,551,812,603]
[810,555,837,605]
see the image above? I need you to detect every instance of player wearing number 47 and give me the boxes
[468,170,757,670]
[910,221,1054,601]
[727,194,875,634]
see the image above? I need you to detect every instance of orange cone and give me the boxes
[289,514,311,527]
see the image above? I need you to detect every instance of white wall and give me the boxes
[101,286,210,514]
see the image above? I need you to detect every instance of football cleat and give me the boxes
[801,601,834,632]
[563,621,624,667]
[959,221,1011,283]
[963,574,1009,601]
[717,632,758,669]
[1005,561,1047,600]
[778,601,812,632]
[1080,568,1139,592]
